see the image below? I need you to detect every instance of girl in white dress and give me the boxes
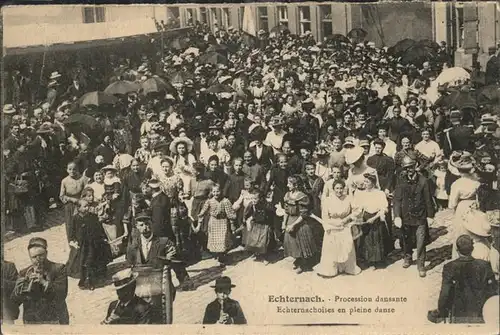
[316,180,361,278]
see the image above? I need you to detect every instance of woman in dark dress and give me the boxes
[282,175,320,274]
[67,196,112,290]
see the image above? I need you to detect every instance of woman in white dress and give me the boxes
[448,152,481,259]
[316,180,361,278]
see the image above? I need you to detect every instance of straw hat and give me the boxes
[345,146,364,165]
[112,268,138,290]
[169,136,194,155]
[49,71,62,80]
[3,104,16,115]
[462,212,491,237]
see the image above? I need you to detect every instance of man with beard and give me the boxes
[393,156,435,278]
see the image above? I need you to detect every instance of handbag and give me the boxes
[9,175,29,194]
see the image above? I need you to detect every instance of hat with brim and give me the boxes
[462,212,491,237]
[210,276,236,289]
[450,152,475,171]
[3,104,16,114]
[36,122,53,134]
[101,165,118,173]
[401,155,417,168]
[148,179,161,189]
[28,237,48,250]
[48,80,59,88]
[49,71,62,80]
[345,146,364,165]
[359,139,370,148]
[112,268,139,290]
[169,136,194,155]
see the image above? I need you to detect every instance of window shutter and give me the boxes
[463,3,478,54]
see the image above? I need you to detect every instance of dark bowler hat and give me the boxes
[210,276,236,290]
[28,237,48,250]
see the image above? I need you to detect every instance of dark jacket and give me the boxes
[126,235,176,269]
[12,260,69,324]
[442,125,474,157]
[393,173,435,226]
[104,295,152,324]
[437,256,497,323]
[202,298,247,324]
[2,260,19,323]
[249,144,274,172]
[150,192,172,239]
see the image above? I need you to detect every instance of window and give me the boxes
[278,6,288,27]
[239,6,244,28]
[258,7,269,32]
[456,6,464,48]
[200,7,208,24]
[166,7,181,29]
[222,8,231,28]
[82,7,105,24]
[299,6,311,35]
[186,8,196,26]
[320,5,333,37]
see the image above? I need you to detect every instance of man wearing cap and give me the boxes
[393,155,435,278]
[102,268,152,324]
[428,235,497,324]
[202,276,246,324]
[126,212,191,291]
[442,110,474,157]
[11,237,69,324]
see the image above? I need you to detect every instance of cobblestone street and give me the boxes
[5,209,456,325]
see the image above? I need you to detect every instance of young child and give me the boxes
[196,184,237,268]
[232,177,260,245]
[134,136,152,164]
[433,160,449,210]
[244,190,275,264]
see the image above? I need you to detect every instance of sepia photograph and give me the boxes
[1,2,499,332]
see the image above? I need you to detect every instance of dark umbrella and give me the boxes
[417,39,440,51]
[206,83,234,94]
[79,91,118,107]
[270,24,290,34]
[104,80,139,95]
[400,45,437,66]
[206,44,229,54]
[141,76,175,95]
[198,52,229,66]
[64,113,100,130]
[170,71,194,85]
[347,28,367,41]
[388,38,416,56]
[325,34,350,46]
[476,85,500,104]
[435,89,477,110]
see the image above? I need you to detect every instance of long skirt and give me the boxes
[357,212,392,263]
[207,218,232,253]
[245,223,272,255]
[451,200,477,259]
[316,227,361,277]
[283,216,319,259]
[63,202,77,242]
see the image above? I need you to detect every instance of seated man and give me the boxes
[203,276,247,324]
[126,212,193,291]
[102,268,151,324]
[428,235,498,324]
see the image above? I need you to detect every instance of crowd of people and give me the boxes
[2,21,500,324]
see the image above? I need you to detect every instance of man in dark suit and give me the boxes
[126,213,191,291]
[11,237,69,324]
[2,259,19,324]
[428,235,497,324]
[485,47,499,85]
[442,110,474,157]
[101,268,152,325]
[393,156,435,278]
[249,127,274,172]
[203,276,247,324]
[148,179,173,239]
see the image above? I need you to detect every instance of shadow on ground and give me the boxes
[4,208,64,243]
[425,244,452,271]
